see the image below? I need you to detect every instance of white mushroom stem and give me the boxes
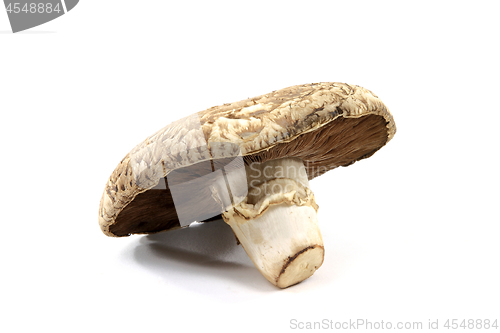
[222,157,324,288]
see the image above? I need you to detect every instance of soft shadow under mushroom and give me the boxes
[132,219,278,294]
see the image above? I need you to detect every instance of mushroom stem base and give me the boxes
[222,157,324,288]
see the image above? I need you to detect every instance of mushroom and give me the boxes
[99,82,396,288]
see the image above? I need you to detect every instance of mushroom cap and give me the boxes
[99,82,396,237]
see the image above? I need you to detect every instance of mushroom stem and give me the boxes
[222,157,324,288]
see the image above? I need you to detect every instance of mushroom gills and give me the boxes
[221,157,324,288]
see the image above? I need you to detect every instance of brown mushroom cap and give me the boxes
[99,82,396,237]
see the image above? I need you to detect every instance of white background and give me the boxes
[1,1,499,332]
